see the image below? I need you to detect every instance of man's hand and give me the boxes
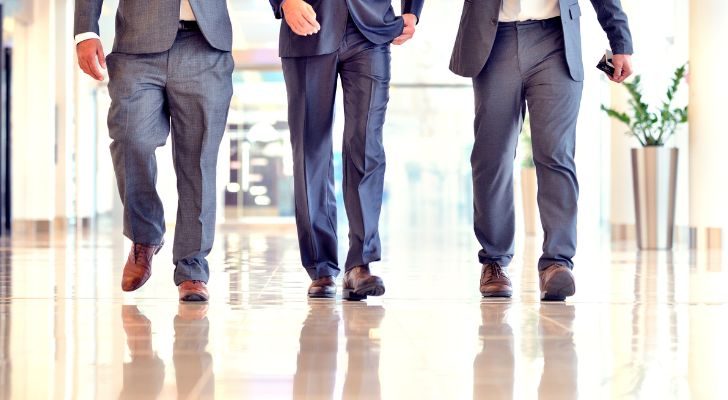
[393,14,417,45]
[610,54,633,83]
[282,0,320,36]
[76,38,106,81]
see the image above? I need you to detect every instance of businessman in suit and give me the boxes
[451,0,633,300]
[74,0,234,302]
[269,0,425,300]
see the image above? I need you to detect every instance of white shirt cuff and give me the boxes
[74,32,101,45]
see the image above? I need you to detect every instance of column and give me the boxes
[56,0,76,224]
[688,0,728,249]
[10,0,58,231]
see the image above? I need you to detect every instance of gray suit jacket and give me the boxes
[74,0,233,54]
[450,0,633,81]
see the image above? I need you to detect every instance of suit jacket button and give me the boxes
[491,18,498,25]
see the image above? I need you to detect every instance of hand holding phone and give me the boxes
[597,49,633,83]
[596,49,615,76]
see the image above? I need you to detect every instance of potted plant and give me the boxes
[601,64,688,250]
[519,113,540,236]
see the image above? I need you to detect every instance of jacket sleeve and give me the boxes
[402,0,425,23]
[590,0,634,54]
[74,0,104,36]
[270,0,285,19]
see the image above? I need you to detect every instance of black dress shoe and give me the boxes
[308,276,337,298]
[539,264,576,301]
[342,265,385,301]
[480,263,513,298]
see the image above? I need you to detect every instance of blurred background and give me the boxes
[0,0,724,254]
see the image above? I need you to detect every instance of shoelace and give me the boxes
[482,263,505,284]
[132,243,147,265]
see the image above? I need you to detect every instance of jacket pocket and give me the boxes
[569,3,582,20]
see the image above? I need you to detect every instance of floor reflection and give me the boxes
[538,304,577,400]
[473,301,514,400]
[1,228,728,399]
[119,306,165,400]
[342,303,384,400]
[1,302,9,400]
[119,304,213,400]
[293,301,339,399]
[293,301,385,400]
[174,304,214,400]
[1,250,9,400]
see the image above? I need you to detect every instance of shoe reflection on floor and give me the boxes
[293,300,385,400]
[174,303,214,400]
[293,301,340,399]
[538,304,577,400]
[472,302,578,400]
[118,304,213,400]
[119,305,165,400]
[473,301,514,400]
[342,303,385,400]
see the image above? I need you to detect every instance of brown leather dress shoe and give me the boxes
[178,280,209,302]
[539,264,576,301]
[121,240,164,292]
[342,265,385,301]
[480,263,513,298]
[308,276,337,298]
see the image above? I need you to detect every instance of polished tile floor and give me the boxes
[1,224,727,399]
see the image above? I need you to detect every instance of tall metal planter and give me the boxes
[631,147,679,250]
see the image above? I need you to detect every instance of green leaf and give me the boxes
[601,105,631,125]
[607,64,688,147]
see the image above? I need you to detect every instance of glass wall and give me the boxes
[224,69,291,219]
[219,0,610,240]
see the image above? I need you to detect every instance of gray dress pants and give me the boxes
[106,29,234,284]
[471,18,583,270]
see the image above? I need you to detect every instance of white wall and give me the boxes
[689,0,728,244]
[56,0,76,220]
[606,0,690,230]
[10,0,58,222]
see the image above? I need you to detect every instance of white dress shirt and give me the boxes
[75,0,197,45]
[180,0,196,21]
[499,0,561,22]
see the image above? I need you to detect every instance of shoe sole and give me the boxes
[541,271,576,302]
[342,283,386,301]
[122,276,150,292]
[307,291,336,299]
[481,291,513,298]
[180,294,209,302]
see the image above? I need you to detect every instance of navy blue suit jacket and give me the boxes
[269,0,425,57]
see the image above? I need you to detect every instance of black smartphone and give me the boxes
[596,49,615,76]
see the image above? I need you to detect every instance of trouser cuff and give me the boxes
[305,263,340,280]
[174,259,210,285]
